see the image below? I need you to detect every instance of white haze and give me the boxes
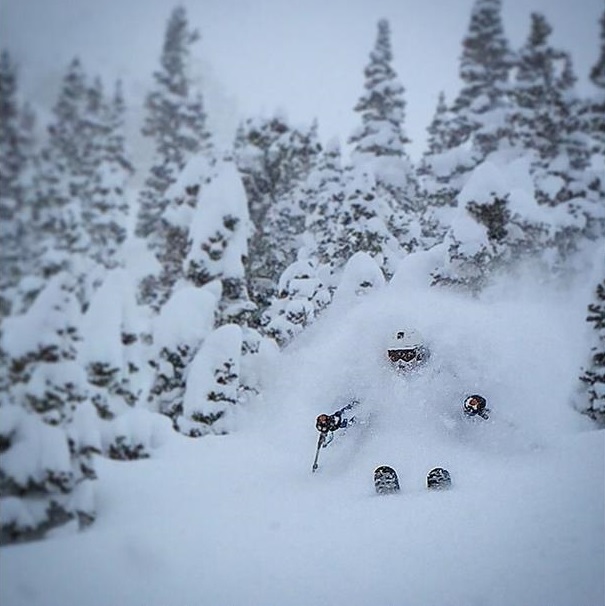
[0,0,602,158]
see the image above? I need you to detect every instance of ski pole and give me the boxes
[312,431,327,472]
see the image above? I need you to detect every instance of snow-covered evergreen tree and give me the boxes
[0,273,99,544]
[135,5,212,244]
[0,50,36,316]
[184,161,253,324]
[343,19,421,277]
[336,167,405,278]
[419,0,513,236]
[148,283,219,422]
[511,13,599,263]
[303,138,346,268]
[33,59,90,278]
[139,153,215,310]
[417,92,461,248]
[579,8,605,236]
[177,324,253,435]
[578,255,605,426]
[349,19,419,259]
[349,19,410,160]
[432,158,550,294]
[511,13,584,172]
[587,8,605,157]
[451,0,513,156]
[264,259,331,347]
[85,80,133,270]
[234,114,321,323]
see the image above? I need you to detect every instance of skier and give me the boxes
[312,400,358,472]
[386,328,430,373]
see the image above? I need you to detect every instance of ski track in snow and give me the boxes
[1,279,604,606]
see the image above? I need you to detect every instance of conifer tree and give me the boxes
[511,14,579,169]
[184,161,253,325]
[0,273,99,543]
[148,283,219,422]
[423,92,451,158]
[32,58,90,282]
[347,19,419,275]
[0,50,35,315]
[336,168,402,277]
[85,79,133,270]
[431,161,549,294]
[451,0,513,156]
[135,5,212,244]
[579,259,605,426]
[304,139,346,268]
[234,114,321,323]
[583,9,605,164]
[417,92,460,248]
[510,13,597,262]
[349,19,410,160]
[177,324,245,436]
[264,259,331,346]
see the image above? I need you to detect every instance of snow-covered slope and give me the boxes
[1,271,604,606]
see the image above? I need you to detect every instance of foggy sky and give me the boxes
[1,0,602,158]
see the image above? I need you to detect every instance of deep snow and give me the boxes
[1,267,604,606]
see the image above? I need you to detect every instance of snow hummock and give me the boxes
[151,281,220,354]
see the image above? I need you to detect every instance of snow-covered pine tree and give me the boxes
[335,168,402,277]
[587,8,605,158]
[135,5,212,245]
[234,114,321,324]
[451,0,514,157]
[423,91,451,159]
[79,269,157,459]
[511,12,598,263]
[349,19,419,263]
[349,18,410,160]
[578,9,605,240]
[263,258,331,347]
[417,92,461,248]
[0,273,99,544]
[339,46,419,281]
[419,0,514,231]
[85,80,133,270]
[303,139,348,272]
[511,13,578,169]
[184,160,253,325]
[0,50,36,316]
[431,159,550,294]
[148,282,219,423]
[177,324,245,436]
[35,59,89,277]
[578,255,605,426]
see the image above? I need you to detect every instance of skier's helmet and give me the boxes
[463,394,487,415]
[427,467,452,490]
[387,329,429,371]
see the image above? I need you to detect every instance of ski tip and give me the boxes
[374,465,400,495]
[426,467,452,490]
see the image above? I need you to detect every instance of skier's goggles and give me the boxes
[388,348,418,363]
